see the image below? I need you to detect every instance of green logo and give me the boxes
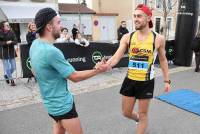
[26,57,32,70]
[168,48,173,53]
[92,51,103,64]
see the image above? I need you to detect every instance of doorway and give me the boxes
[10,23,21,43]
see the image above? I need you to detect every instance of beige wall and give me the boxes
[92,15,117,41]
[92,16,101,41]
[92,0,133,30]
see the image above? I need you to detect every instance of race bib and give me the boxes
[128,60,148,71]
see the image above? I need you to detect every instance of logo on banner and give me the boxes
[26,57,32,70]
[68,57,86,63]
[92,51,103,64]
[178,0,194,16]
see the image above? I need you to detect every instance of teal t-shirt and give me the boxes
[29,39,75,116]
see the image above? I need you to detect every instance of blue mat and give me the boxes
[155,89,200,116]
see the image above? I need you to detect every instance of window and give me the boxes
[143,0,148,5]
[137,0,143,4]
[155,17,161,33]
[137,0,148,5]
[167,17,172,31]
[156,0,163,9]
[168,0,172,10]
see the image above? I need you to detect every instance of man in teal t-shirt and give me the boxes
[30,8,108,134]
[30,39,75,116]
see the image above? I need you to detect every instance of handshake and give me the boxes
[93,57,112,73]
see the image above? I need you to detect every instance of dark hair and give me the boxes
[35,7,57,37]
[61,27,68,32]
[38,19,54,37]
[0,21,8,30]
[121,21,126,24]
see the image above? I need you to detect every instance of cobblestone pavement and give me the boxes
[0,57,194,111]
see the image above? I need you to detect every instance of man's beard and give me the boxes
[52,31,60,40]
[135,24,146,30]
[135,21,148,30]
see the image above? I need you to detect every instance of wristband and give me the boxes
[164,80,171,84]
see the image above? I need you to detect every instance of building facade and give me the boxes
[92,0,178,40]
[59,3,95,37]
[92,0,133,32]
[59,3,118,41]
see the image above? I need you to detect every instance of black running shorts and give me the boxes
[49,102,78,122]
[120,77,155,99]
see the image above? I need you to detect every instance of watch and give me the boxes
[164,80,171,84]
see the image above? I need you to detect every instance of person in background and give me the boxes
[0,21,17,86]
[117,21,129,41]
[26,22,37,82]
[56,27,73,43]
[74,32,89,47]
[26,22,37,46]
[72,24,79,40]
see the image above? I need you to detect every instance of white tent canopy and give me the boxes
[0,3,57,23]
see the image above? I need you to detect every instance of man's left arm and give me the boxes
[157,35,170,92]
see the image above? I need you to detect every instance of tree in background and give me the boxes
[151,0,178,39]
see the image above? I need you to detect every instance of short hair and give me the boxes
[0,21,8,30]
[121,21,126,24]
[38,18,54,37]
[61,27,68,32]
[34,7,57,37]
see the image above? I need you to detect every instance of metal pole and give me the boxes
[78,0,81,32]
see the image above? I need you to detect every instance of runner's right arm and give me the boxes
[107,33,130,67]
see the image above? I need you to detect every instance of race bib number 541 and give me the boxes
[128,60,148,71]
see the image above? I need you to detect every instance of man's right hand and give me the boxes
[94,57,111,73]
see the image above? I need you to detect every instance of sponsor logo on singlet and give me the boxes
[132,47,152,54]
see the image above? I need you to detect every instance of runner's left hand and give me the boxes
[164,83,170,92]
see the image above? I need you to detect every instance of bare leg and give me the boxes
[61,117,83,134]
[136,99,151,134]
[121,95,139,121]
[52,120,65,134]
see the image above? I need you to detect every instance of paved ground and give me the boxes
[0,69,200,134]
[0,57,194,111]
[0,56,199,134]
